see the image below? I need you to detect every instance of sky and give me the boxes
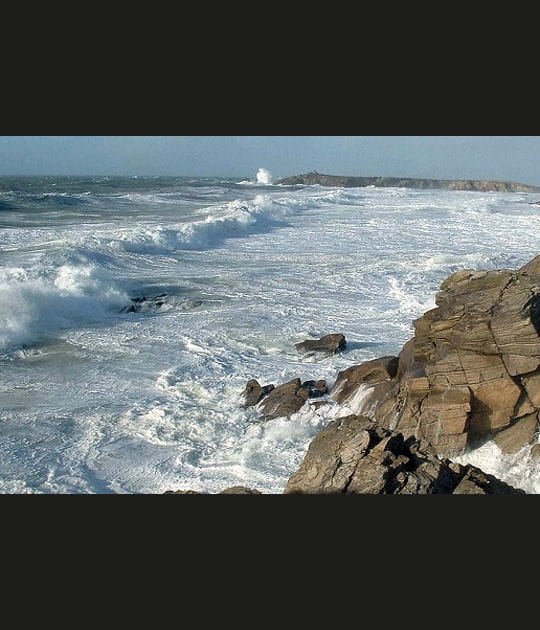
[0,136,539,185]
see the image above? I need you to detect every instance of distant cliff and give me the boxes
[278,172,540,193]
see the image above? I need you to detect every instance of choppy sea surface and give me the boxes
[1,171,539,493]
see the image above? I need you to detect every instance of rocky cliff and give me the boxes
[278,172,540,193]
[330,255,540,458]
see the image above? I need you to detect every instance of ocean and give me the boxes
[1,170,539,493]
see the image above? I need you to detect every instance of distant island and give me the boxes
[277,171,540,193]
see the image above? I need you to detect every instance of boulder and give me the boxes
[284,416,524,494]
[242,378,328,419]
[241,379,275,408]
[295,334,346,355]
[329,255,540,457]
[219,486,262,494]
[258,378,310,420]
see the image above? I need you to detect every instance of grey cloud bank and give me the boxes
[0,136,539,186]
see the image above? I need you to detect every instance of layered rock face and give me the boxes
[285,415,524,494]
[278,172,540,193]
[331,255,540,457]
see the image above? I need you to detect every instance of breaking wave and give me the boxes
[0,265,129,352]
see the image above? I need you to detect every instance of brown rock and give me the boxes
[284,417,524,494]
[258,378,310,420]
[452,477,487,494]
[219,487,262,494]
[332,254,540,457]
[493,413,539,453]
[331,356,398,404]
[295,333,346,355]
[529,444,540,460]
[241,379,275,408]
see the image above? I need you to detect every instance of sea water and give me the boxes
[1,173,539,493]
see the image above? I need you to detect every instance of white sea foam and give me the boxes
[2,180,540,494]
[0,264,129,351]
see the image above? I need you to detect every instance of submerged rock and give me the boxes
[121,293,168,313]
[284,415,524,494]
[295,333,346,355]
[121,295,203,314]
[329,255,540,458]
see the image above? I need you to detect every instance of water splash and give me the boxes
[256,168,273,185]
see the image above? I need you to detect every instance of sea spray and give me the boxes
[256,168,273,185]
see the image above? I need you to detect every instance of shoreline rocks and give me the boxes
[284,415,525,494]
[330,255,540,458]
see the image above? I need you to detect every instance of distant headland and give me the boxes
[277,171,540,193]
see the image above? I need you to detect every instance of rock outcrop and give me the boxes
[295,334,346,355]
[284,415,525,494]
[278,172,540,193]
[329,255,540,457]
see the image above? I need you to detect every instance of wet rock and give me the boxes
[331,356,399,404]
[241,379,275,408]
[529,444,540,460]
[121,293,169,313]
[295,334,346,355]
[300,379,328,397]
[219,486,262,494]
[241,377,329,419]
[258,378,310,420]
[284,416,525,494]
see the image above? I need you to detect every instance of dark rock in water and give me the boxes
[241,378,328,420]
[241,377,329,419]
[241,379,275,408]
[121,293,168,313]
[121,294,203,314]
[284,415,525,494]
[295,334,346,355]
[180,299,203,310]
[219,486,262,494]
[258,378,310,420]
[300,379,328,397]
